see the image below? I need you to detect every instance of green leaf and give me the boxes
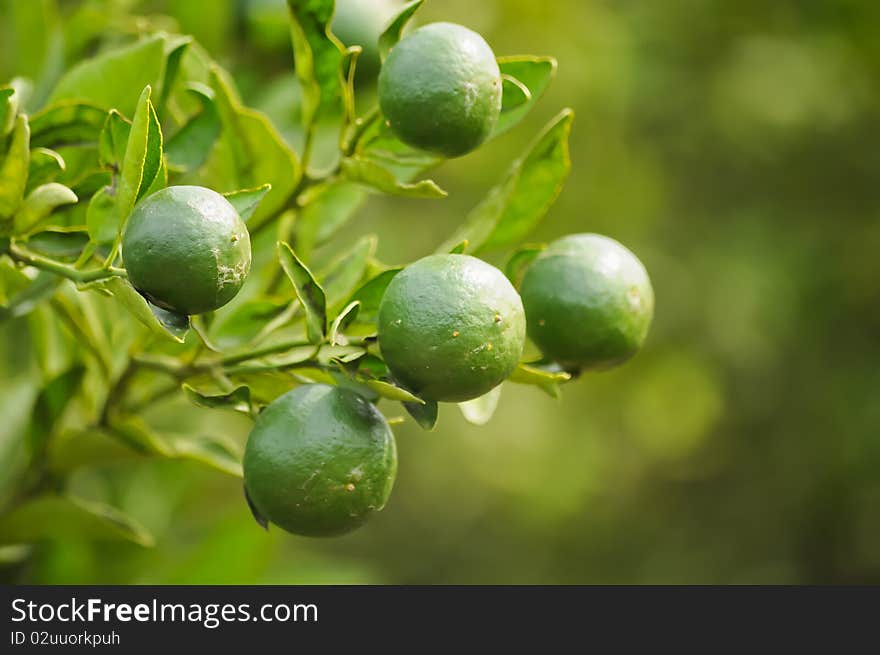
[117,85,163,226]
[505,244,545,287]
[441,108,573,253]
[172,435,242,478]
[295,180,366,257]
[329,300,360,346]
[223,183,272,222]
[28,101,106,148]
[82,277,188,343]
[492,56,558,139]
[0,493,154,547]
[47,34,166,116]
[0,114,30,219]
[183,383,251,414]
[208,299,292,349]
[26,147,65,192]
[278,241,326,344]
[156,35,193,116]
[206,68,300,226]
[286,0,345,129]
[85,185,118,244]
[363,378,424,404]
[341,157,447,198]
[14,183,78,234]
[459,384,503,425]
[345,267,401,322]
[98,109,131,170]
[25,228,90,261]
[378,0,424,61]
[500,73,531,110]
[449,240,468,254]
[0,271,60,321]
[0,86,17,137]
[164,84,220,172]
[508,362,571,399]
[28,365,86,460]
[338,46,360,128]
[321,234,376,311]
[404,398,438,431]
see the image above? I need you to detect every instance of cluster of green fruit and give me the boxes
[120,21,654,537]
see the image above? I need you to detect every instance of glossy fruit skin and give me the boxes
[378,22,502,158]
[243,384,397,537]
[378,254,526,402]
[520,234,654,372]
[122,186,251,315]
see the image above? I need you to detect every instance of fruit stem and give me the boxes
[8,242,127,284]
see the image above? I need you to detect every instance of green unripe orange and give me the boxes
[122,186,251,315]
[378,254,526,402]
[378,22,502,157]
[520,234,654,372]
[243,384,397,537]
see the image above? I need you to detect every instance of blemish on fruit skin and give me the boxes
[345,483,356,492]
[486,342,493,351]
[230,234,239,243]
[494,313,502,323]
[452,330,460,337]
[538,319,546,327]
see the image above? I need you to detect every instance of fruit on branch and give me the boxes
[378,22,503,157]
[243,384,398,537]
[520,234,654,372]
[378,253,526,402]
[122,185,252,315]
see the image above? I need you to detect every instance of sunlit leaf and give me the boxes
[117,86,163,226]
[329,300,360,346]
[345,267,401,322]
[14,183,78,234]
[278,241,326,344]
[97,109,131,170]
[458,384,503,425]
[508,362,571,399]
[0,114,30,219]
[223,183,272,223]
[492,56,558,139]
[341,157,447,198]
[82,277,188,343]
[26,147,65,192]
[441,109,573,253]
[378,0,424,61]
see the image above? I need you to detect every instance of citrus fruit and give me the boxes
[332,0,400,82]
[122,185,251,315]
[378,253,526,402]
[520,233,654,372]
[243,384,397,537]
[378,22,502,157]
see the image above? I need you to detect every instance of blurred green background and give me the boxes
[1,0,879,584]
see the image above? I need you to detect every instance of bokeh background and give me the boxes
[1,0,879,584]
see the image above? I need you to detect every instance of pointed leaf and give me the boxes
[0,114,30,219]
[441,109,573,253]
[86,185,118,244]
[508,362,571,399]
[404,398,438,431]
[117,86,163,224]
[26,147,65,192]
[329,300,360,346]
[0,494,154,547]
[223,183,272,222]
[500,73,531,110]
[14,183,78,234]
[286,0,345,128]
[28,365,86,459]
[98,109,131,170]
[164,85,220,172]
[449,240,468,254]
[363,378,424,404]
[459,384,503,425]
[492,56,558,139]
[341,157,447,198]
[295,180,366,257]
[345,267,401,322]
[183,383,251,414]
[28,101,107,148]
[26,229,90,261]
[278,241,326,343]
[321,234,376,310]
[82,277,188,343]
[505,244,546,287]
[0,86,17,137]
[378,0,425,61]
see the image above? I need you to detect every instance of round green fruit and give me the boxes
[122,185,251,315]
[520,234,654,372]
[378,254,526,402]
[378,22,502,157]
[243,384,397,537]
